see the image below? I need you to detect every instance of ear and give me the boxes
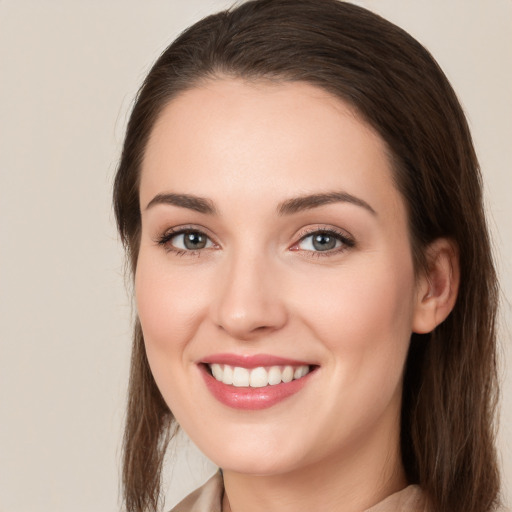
[412,238,460,334]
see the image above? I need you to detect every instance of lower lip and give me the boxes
[200,365,314,410]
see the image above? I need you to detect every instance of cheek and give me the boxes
[292,255,416,437]
[134,252,215,419]
[134,252,210,355]
[293,253,416,369]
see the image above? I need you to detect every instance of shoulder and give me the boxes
[169,471,223,512]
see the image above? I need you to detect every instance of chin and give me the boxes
[215,452,303,477]
[189,425,312,477]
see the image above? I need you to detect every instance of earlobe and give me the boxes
[412,238,460,334]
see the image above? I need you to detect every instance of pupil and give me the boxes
[184,232,206,249]
[313,233,336,251]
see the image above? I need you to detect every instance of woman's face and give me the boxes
[136,79,424,476]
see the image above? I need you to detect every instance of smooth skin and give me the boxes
[136,79,459,512]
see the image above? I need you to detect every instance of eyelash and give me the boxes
[155,226,355,258]
[156,226,214,257]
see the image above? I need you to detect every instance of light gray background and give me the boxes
[0,1,510,511]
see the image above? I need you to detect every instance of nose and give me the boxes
[212,250,288,341]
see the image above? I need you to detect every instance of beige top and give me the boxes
[169,471,428,512]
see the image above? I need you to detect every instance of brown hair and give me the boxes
[113,1,501,511]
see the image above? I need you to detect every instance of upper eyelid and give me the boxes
[157,224,217,241]
[298,227,345,237]
[295,225,354,242]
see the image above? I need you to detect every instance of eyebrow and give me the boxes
[145,190,376,216]
[145,193,217,215]
[277,191,377,216]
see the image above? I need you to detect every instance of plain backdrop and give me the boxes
[0,1,510,511]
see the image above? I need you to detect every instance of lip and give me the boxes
[201,353,313,369]
[198,354,317,410]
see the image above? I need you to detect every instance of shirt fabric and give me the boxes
[169,471,428,512]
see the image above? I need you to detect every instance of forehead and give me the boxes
[140,78,404,221]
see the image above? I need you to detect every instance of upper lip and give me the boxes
[200,353,314,369]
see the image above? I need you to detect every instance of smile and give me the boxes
[199,354,317,410]
[208,363,311,387]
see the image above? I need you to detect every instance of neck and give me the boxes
[221,414,407,512]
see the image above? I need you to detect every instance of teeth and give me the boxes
[268,366,282,385]
[223,365,233,385]
[294,366,308,379]
[232,367,250,387]
[211,363,223,381]
[282,366,294,383]
[249,367,268,388]
[209,364,311,387]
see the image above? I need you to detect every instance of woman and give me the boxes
[113,1,502,511]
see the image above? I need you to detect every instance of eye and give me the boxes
[293,228,355,254]
[157,228,215,254]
